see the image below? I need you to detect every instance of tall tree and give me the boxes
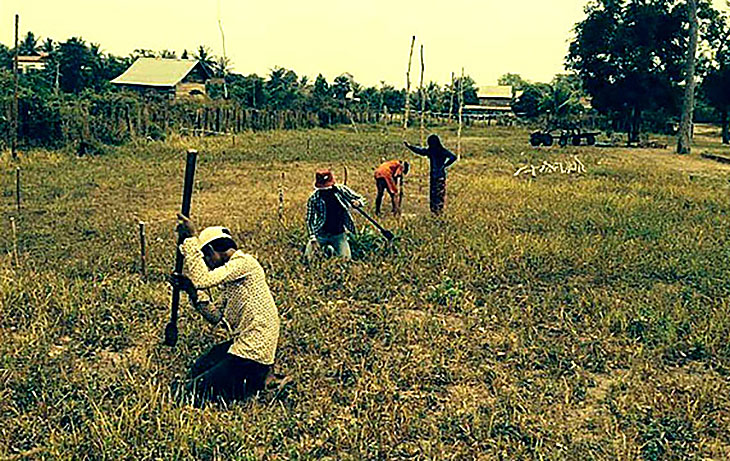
[266,67,302,109]
[700,6,730,143]
[498,73,530,91]
[40,38,55,53]
[333,73,353,101]
[312,74,332,104]
[567,0,688,141]
[194,45,215,74]
[18,31,39,55]
[57,37,93,93]
[677,0,699,154]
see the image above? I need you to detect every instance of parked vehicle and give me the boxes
[530,125,599,147]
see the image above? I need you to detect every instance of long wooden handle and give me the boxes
[350,204,394,240]
[164,149,198,346]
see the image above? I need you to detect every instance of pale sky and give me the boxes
[3,1,729,88]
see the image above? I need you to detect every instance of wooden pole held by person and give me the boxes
[397,175,404,217]
[343,166,348,185]
[138,221,147,280]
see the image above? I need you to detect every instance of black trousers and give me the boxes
[186,340,271,406]
[375,177,399,215]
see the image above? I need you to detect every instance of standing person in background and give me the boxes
[404,134,457,215]
[305,169,366,262]
[374,159,410,216]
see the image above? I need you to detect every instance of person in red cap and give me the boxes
[305,168,365,262]
[374,160,410,216]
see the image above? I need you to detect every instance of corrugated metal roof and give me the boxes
[477,85,513,99]
[111,58,203,87]
[18,53,49,63]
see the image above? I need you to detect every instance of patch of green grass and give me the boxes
[1,124,730,459]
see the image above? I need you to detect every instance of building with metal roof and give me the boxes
[18,53,49,73]
[110,57,211,99]
[472,85,522,113]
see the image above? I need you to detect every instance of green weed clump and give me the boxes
[1,124,730,459]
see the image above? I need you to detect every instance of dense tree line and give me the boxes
[2,33,482,116]
[7,0,730,149]
[567,0,730,142]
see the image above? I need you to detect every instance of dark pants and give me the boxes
[430,175,446,215]
[375,178,399,216]
[185,340,271,407]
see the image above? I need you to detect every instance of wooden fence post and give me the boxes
[15,167,21,212]
[278,172,285,222]
[138,221,147,280]
[10,217,19,267]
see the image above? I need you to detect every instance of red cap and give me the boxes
[315,169,336,189]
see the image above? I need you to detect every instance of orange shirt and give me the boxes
[374,160,404,194]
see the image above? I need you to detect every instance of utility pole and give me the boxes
[12,14,19,159]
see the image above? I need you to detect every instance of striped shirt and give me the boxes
[180,237,280,365]
[306,184,365,239]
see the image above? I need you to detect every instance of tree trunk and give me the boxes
[677,0,698,154]
[628,108,641,143]
[722,108,729,144]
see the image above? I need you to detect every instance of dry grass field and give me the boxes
[1,123,730,459]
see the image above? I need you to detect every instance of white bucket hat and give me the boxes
[197,226,235,251]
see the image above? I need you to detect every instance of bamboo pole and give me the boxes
[10,217,19,267]
[15,167,20,212]
[458,67,464,159]
[12,14,19,159]
[448,72,455,121]
[419,44,425,146]
[138,221,147,280]
[278,172,285,222]
[403,36,416,130]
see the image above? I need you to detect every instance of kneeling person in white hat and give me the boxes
[170,213,281,406]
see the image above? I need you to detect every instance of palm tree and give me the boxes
[194,45,215,74]
[41,38,55,53]
[19,31,39,55]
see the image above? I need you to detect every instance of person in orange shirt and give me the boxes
[374,160,410,216]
